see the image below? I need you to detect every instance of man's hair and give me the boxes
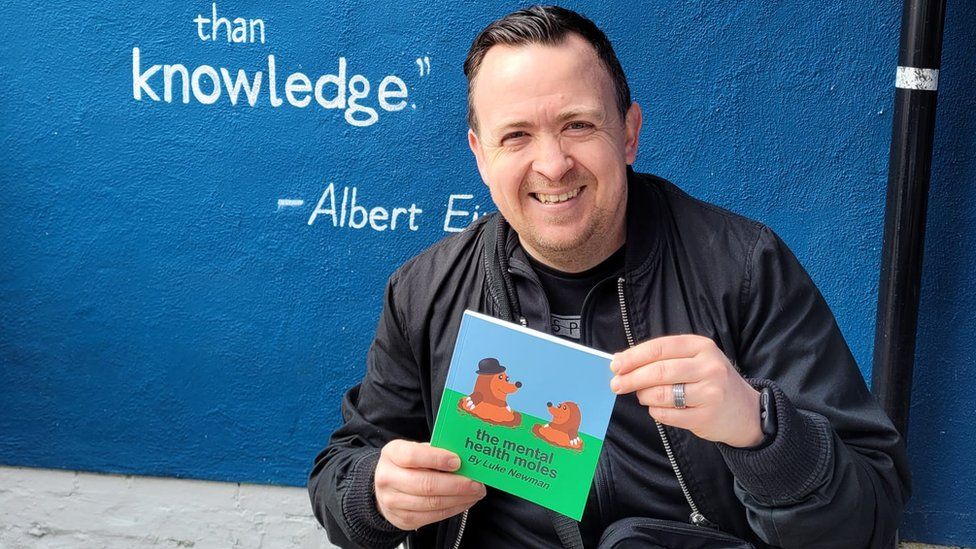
[463,5,632,132]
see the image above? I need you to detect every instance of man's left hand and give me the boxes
[610,335,764,448]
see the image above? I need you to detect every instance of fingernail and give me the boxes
[609,356,619,373]
[610,377,620,393]
[470,481,485,495]
[448,457,461,470]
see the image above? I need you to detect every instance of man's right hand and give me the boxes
[374,440,486,531]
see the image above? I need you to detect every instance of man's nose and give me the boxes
[531,136,573,182]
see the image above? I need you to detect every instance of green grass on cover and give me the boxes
[431,388,603,520]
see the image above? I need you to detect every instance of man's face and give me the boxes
[468,33,642,269]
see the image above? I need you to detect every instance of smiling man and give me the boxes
[309,6,910,548]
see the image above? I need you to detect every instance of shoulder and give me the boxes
[386,214,493,320]
[391,214,491,287]
[633,171,769,266]
[637,172,766,242]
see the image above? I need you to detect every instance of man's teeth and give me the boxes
[535,187,581,204]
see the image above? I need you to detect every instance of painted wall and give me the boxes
[0,0,973,545]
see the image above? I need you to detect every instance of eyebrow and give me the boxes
[554,107,603,122]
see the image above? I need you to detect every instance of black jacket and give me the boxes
[308,171,911,548]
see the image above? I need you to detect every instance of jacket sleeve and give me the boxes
[717,225,912,548]
[308,273,428,548]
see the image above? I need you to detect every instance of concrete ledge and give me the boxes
[0,466,337,549]
[898,541,971,549]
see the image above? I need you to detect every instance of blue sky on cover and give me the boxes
[446,311,616,436]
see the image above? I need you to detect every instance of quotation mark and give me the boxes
[416,56,431,76]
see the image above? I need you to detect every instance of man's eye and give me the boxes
[501,131,527,143]
[565,121,593,131]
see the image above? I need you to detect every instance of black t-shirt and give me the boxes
[525,246,625,342]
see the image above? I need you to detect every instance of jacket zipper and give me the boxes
[452,510,468,549]
[616,277,715,528]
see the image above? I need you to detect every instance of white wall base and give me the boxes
[902,545,970,549]
[1,465,966,548]
[0,466,337,549]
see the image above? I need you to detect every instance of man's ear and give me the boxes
[468,128,489,184]
[624,102,643,165]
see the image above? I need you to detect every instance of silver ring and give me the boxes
[673,383,687,409]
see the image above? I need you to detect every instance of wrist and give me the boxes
[727,387,764,448]
[732,385,779,450]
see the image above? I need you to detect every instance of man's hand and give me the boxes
[374,440,486,531]
[610,335,763,448]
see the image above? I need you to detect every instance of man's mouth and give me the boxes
[532,186,583,205]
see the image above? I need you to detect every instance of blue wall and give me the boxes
[1,1,973,544]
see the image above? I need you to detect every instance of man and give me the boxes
[309,6,910,548]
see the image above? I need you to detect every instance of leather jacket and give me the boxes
[308,171,910,548]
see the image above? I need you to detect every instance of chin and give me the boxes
[529,227,594,254]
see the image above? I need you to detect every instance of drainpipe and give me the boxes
[872,0,947,440]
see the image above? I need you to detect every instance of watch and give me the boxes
[759,386,777,441]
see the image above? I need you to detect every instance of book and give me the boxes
[430,310,616,520]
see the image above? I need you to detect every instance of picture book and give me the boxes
[430,310,616,520]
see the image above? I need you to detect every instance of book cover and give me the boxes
[430,310,615,520]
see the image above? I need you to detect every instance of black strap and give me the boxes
[481,214,512,321]
[482,214,523,322]
[482,214,585,549]
[548,509,586,549]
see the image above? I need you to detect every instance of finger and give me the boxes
[635,383,687,408]
[384,440,462,472]
[610,358,703,395]
[610,335,711,375]
[384,492,485,515]
[391,469,484,498]
[395,501,479,530]
[646,405,705,431]
[635,381,717,409]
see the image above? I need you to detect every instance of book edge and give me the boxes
[462,310,614,361]
[430,312,472,447]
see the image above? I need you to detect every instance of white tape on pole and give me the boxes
[896,66,939,91]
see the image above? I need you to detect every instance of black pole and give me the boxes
[872,0,947,440]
